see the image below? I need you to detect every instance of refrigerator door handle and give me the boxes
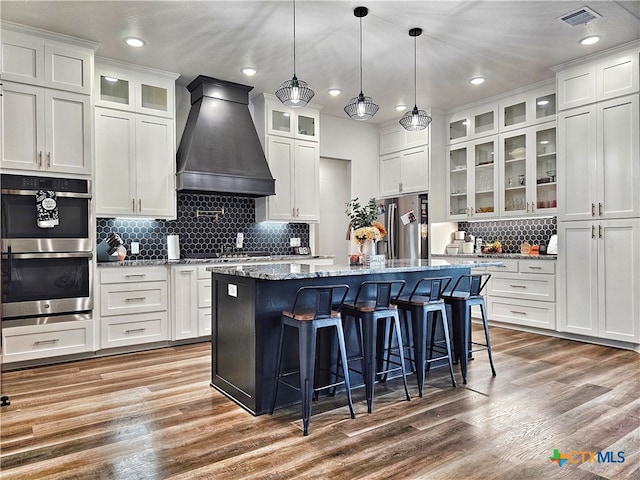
[389,203,397,259]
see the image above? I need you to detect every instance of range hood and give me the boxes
[176,75,275,197]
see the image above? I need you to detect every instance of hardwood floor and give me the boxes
[1,325,639,479]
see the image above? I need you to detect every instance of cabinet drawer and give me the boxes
[101,312,168,348]
[2,319,94,362]
[519,260,555,274]
[100,266,167,284]
[198,308,212,337]
[198,279,212,308]
[489,298,556,330]
[488,274,555,302]
[100,281,167,316]
[477,258,519,272]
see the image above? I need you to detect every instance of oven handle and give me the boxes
[7,246,12,282]
[1,252,93,260]
[1,189,92,199]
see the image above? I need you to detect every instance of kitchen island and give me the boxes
[207,259,502,415]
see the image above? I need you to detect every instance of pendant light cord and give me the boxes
[292,0,297,75]
[413,34,417,108]
[359,16,363,93]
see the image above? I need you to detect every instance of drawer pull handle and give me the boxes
[509,284,527,288]
[34,338,60,345]
[125,328,147,334]
[125,297,146,302]
[527,266,542,270]
[510,310,528,315]
[124,274,146,278]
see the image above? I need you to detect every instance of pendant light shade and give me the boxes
[344,6,379,120]
[399,28,431,131]
[276,0,314,107]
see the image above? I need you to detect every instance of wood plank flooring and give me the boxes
[1,325,639,479]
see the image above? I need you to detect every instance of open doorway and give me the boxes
[318,157,351,261]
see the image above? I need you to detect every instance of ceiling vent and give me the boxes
[558,6,602,26]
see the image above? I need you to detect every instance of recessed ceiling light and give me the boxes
[395,104,407,112]
[124,37,145,48]
[580,35,600,45]
[241,67,257,76]
[469,77,485,85]
[328,89,342,96]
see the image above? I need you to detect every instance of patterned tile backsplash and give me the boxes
[97,193,309,260]
[458,217,557,253]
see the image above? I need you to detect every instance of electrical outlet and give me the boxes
[131,242,140,254]
[236,232,244,249]
[290,237,301,247]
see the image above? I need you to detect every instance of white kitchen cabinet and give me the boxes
[255,136,319,222]
[252,93,322,223]
[263,98,319,143]
[486,259,557,331]
[98,266,169,348]
[379,146,429,197]
[1,24,96,94]
[1,317,95,363]
[379,120,429,155]
[171,265,199,340]
[500,123,557,217]
[95,107,176,219]
[447,136,498,219]
[447,103,498,144]
[499,86,556,132]
[0,81,91,175]
[95,58,177,119]
[558,94,639,221]
[558,219,640,343]
[556,47,639,111]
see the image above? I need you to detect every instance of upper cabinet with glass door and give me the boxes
[447,136,498,219]
[500,124,557,217]
[447,103,498,144]
[263,94,320,143]
[95,58,177,118]
[499,83,556,132]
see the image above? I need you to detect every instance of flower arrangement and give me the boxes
[345,197,387,246]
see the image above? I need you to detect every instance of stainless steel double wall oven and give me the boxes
[1,174,93,322]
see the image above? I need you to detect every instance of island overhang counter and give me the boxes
[207,259,503,415]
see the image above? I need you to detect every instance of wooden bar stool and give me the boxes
[269,284,355,436]
[340,280,410,413]
[393,276,457,397]
[442,273,496,384]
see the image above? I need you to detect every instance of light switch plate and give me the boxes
[131,242,140,254]
[228,284,237,297]
[290,237,301,247]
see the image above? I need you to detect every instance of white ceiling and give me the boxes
[2,1,639,124]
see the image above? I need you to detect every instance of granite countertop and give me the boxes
[206,258,504,281]
[97,255,334,267]
[431,253,557,261]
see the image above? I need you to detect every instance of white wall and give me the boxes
[319,114,380,202]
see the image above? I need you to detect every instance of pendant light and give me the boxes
[344,6,379,120]
[399,28,432,131]
[275,0,314,107]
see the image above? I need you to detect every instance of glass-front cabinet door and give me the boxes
[500,124,557,216]
[448,136,498,219]
[447,104,497,144]
[448,145,469,218]
[267,102,319,142]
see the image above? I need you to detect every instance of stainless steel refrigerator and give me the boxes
[377,194,429,260]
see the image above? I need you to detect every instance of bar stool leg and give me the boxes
[269,322,287,415]
[411,306,427,397]
[298,323,318,436]
[361,313,377,414]
[479,302,497,377]
[438,304,457,387]
[391,312,411,402]
[335,323,356,419]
